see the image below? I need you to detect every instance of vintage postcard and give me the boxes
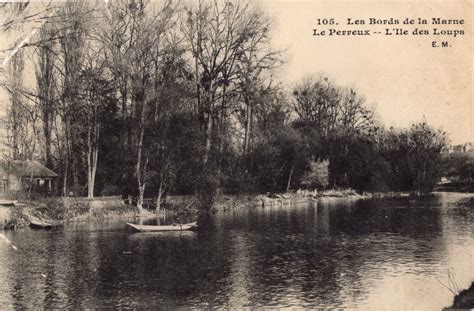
[0,0,472,309]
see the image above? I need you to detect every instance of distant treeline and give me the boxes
[2,0,449,210]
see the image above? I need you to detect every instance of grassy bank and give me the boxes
[1,197,138,230]
[32,197,137,221]
[1,189,371,229]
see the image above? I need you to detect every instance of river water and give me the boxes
[0,192,473,310]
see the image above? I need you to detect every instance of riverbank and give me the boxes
[210,189,433,211]
[435,181,474,193]
[0,197,138,230]
[212,189,369,211]
[445,282,474,310]
[1,189,432,229]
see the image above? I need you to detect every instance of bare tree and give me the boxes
[234,8,283,156]
[4,41,40,161]
[293,75,341,137]
[407,121,448,192]
[5,43,25,160]
[35,23,58,168]
[182,0,268,166]
[55,0,90,195]
[337,88,375,139]
[0,2,55,35]
[96,0,178,210]
[79,49,113,198]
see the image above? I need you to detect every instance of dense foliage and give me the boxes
[1,0,450,211]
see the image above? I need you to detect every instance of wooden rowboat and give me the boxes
[0,200,18,206]
[30,220,53,229]
[126,222,197,232]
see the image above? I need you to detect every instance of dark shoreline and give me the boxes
[445,282,474,310]
[2,190,472,230]
[1,190,363,229]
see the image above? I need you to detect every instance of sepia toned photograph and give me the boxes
[0,0,472,309]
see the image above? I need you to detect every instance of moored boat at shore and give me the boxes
[0,200,18,206]
[29,219,53,229]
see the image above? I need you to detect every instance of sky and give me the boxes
[0,0,472,144]
[260,0,472,144]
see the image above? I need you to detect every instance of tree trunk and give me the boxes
[87,128,93,198]
[62,117,71,196]
[243,98,252,156]
[91,146,98,196]
[203,111,212,165]
[86,146,99,198]
[135,122,147,212]
[72,150,79,191]
[343,141,349,187]
[156,181,163,212]
[44,116,52,168]
[87,117,100,199]
[62,159,68,196]
[137,183,145,211]
[28,167,34,201]
[286,164,294,192]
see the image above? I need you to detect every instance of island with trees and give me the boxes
[0,0,470,222]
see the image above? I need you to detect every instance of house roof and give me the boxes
[0,160,58,178]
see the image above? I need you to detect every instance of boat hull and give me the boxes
[126,222,197,232]
[29,220,53,229]
[0,200,18,206]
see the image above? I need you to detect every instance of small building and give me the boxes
[0,160,58,196]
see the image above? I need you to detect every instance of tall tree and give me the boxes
[55,0,90,195]
[235,10,282,156]
[78,50,114,198]
[182,1,269,164]
[406,121,448,192]
[4,41,40,161]
[96,0,178,209]
[35,23,57,168]
[292,75,376,186]
[6,42,25,160]
[181,0,283,209]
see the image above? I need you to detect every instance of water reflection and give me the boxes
[0,193,472,309]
